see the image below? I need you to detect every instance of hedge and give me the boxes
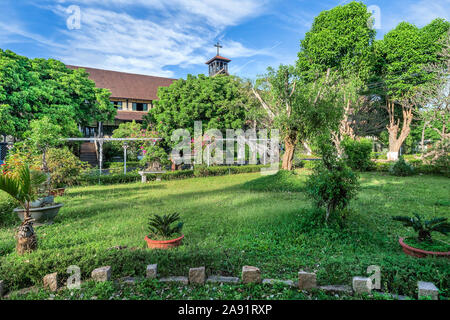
[78,165,269,186]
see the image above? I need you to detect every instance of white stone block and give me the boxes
[418,281,439,300]
[91,266,111,282]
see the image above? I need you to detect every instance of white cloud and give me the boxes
[3,0,273,77]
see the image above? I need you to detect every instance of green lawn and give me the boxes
[0,170,449,299]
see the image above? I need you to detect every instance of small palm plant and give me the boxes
[148,212,183,240]
[393,213,450,243]
[0,164,47,254]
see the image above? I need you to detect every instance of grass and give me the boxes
[0,170,449,299]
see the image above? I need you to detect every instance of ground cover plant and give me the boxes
[0,170,448,299]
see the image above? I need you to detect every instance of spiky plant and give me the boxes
[0,164,47,254]
[393,213,450,243]
[148,212,183,239]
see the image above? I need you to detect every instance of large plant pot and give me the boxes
[399,238,450,258]
[14,203,63,226]
[144,234,184,249]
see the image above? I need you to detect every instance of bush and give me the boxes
[306,137,360,221]
[78,173,141,185]
[46,147,89,188]
[0,194,19,227]
[389,157,415,176]
[77,165,269,186]
[342,138,373,171]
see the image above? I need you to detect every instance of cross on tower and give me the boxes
[214,41,223,56]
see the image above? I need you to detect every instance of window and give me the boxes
[111,101,123,110]
[132,103,148,111]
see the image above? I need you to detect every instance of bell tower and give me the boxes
[206,42,231,76]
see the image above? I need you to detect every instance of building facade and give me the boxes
[66,65,176,137]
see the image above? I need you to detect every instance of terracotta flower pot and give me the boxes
[399,238,450,258]
[145,234,184,249]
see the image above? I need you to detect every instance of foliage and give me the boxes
[0,49,115,138]
[389,157,415,176]
[306,136,360,220]
[144,74,251,148]
[45,147,89,188]
[0,164,47,209]
[148,212,183,239]
[1,142,41,179]
[253,65,341,170]
[0,193,19,227]
[342,137,374,171]
[376,19,450,98]
[297,1,375,80]
[393,213,450,242]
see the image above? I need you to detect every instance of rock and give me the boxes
[189,267,206,284]
[0,280,4,297]
[352,276,372,294]
[146,264,158,279]
[159,276,189,285]
[298,271,317,290]
[418,281,439,300]
[91,266,111,282]
[119,277,137,285]
[206,276,240,284]
[43,272,58,292]
[5,286,38,298]
[242,266,261,284]
[319,285,353,295]
[262,279,294,287]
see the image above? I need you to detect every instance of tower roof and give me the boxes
[205,55,232,65]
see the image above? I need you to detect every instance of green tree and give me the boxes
[0,49,116,139]
[25,117,63,172]
[297,1,375,80]
[143,74,250,147]
[375,19,450,160]
[253,66,341,170]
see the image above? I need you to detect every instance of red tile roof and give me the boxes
[66,65,176,101]
[115,111,146,121]
[205,55,232,64]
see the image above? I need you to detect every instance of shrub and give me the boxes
[0,194,19,227]
[389,157,415,176]
[148,212,183,240]
[306,137,360,221]
[45,147,89,188]
[392,213,450,243]
[342,137,373,171]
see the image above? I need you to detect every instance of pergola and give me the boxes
[63,137,162,174]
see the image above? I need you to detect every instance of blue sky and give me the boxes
[0,0,448,79]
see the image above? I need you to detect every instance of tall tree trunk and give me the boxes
[282,133,298,170]
[16,202,37,255]
[386,102,413,161]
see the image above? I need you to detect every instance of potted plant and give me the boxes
[0,164,48,254]
[393,213,450,258]
[144,212,184,249]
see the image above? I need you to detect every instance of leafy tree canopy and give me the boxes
[143,74,252,146]
[0,49,116,138]
[375,19,450,99]
[297,1,376,80]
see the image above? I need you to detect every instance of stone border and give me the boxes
[0,266,436,300]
